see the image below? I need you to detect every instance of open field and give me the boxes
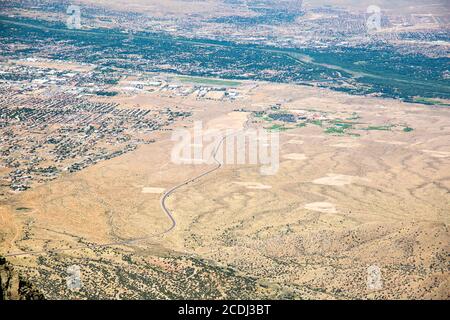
[176,76,242,87]
[1,79,449,299]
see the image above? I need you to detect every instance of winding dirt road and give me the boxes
[159,132,231,234]
[5,119,247,257]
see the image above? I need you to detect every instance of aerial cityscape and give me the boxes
[0,0,449,302]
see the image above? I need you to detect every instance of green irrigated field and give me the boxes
[176,76,242,87]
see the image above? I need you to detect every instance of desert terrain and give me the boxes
[0,77,449,299]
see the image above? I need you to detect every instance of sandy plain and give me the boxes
[0,79,449,299]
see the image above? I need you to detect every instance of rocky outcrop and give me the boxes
[0,256,45,300]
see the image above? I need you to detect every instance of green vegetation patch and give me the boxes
[364,125,393,131]
[95,91,118,97]
[412,97,450,107]
[255,109,412,138]
[177,76,241,87]
[265,124,290,132]
[331,121,354,130]
[308,120,323,127]
[403,126,414,132]
[325,127,346,135]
